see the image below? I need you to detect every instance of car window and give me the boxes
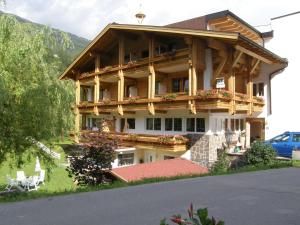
[292,134,300,142]
[273,134,290,142]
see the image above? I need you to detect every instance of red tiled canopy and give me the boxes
[111,158,209,182]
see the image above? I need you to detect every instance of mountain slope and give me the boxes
[0,10,90,60]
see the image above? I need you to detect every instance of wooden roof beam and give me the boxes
[232,51,243,68]
[250,59,260,74]
[235,45,272,64]
[214,21,235,29]
[208,17,230,26]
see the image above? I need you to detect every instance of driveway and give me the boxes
[1,168,300,225]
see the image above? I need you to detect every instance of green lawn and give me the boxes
[0,139,78,200]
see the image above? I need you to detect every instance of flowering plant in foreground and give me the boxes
[160,204,224,225]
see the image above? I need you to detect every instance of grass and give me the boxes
[0,142,299,203]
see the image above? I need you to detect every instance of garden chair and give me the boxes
[38,170,45,185]
[24,176,39,191]
[16,171,27,187]
[5,175,18,191]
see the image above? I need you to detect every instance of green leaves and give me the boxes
[161,204,224,225]
[0,14,74,164]
[244,141,276,166]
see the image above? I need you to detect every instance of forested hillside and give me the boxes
[0,12,89,164]
[0,10,90,65]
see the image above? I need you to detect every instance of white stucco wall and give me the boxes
[263,12,300,139]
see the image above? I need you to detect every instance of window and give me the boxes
[230,119,235,131]
[165,118,173,131]
[258,83,264,96]
[172,78,189,93]
[196,118,205,132]
[224,118,228,131]
[155,81,160,95]
[118,153,134,166]
[273,134,290,142]
[120,118,135,131]
[183,78,189,92]
[126,85,137,98]
[141,50,149,58]
[146,118,161,130]
[240,119,244,131]
[127,119,135,129]
[164,155,175,160]
[253,82,264,97]
[235,119,240,131]
[292,134,300,142]
[186,118,195,132]
[146,118,153,130]
[172,78,181,92]
[120,118,125,132]
[174,118,182,131]
[154,118,161,130]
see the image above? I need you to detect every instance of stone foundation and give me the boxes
[187,132,239,168]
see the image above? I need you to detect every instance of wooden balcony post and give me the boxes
[247,58,254,115]
[95,54,101,73]
[228,51,236,115]
[117,35,124,116]
[148,36,155,115]
[191,38,198,96]
[74,108,80,143]
[117,70,124,116]
[188,38,197,114]
[93,75,99,115]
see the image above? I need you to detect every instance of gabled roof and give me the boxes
[60,23,287,80]
[166,10,262,40]
[110,158,209,182]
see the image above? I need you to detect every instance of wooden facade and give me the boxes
[61,15,287,149]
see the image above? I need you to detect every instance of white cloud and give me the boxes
[1,0,300,39]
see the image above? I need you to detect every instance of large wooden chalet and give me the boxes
[60,10,287,168]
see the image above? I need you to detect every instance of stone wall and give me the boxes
[187,133,232,168]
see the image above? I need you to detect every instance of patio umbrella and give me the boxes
[35,156,41,172]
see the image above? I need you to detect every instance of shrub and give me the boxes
[160,204,224,225]
[66,133,118,186]
[211,148,230,173]
[244,141,276,165]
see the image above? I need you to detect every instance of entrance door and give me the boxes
[248,118,265,142]
[145,151,155,163]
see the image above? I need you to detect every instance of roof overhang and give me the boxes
[59,23,287,80]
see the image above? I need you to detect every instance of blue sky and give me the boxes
[1,0,299,39]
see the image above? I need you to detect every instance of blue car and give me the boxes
[265,132,300,157]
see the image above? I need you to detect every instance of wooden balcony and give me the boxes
[78,48,189,82]
[80,131,189,152]
[77,89,264,114]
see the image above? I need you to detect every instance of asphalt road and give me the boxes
[1,167,300,225]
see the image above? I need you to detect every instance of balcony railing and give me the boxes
[78,89,264,113]
[78,48,189,81]
[80,131,189,152]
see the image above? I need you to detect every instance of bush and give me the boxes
[211,149,230,173]
[66,133,118,186]
[160,204,224,225]
[244,141,276,165]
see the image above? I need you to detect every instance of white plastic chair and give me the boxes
[38,170,45,185]
[25,176,39,191]
[16,171,27,187]
[5,175,18,191]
